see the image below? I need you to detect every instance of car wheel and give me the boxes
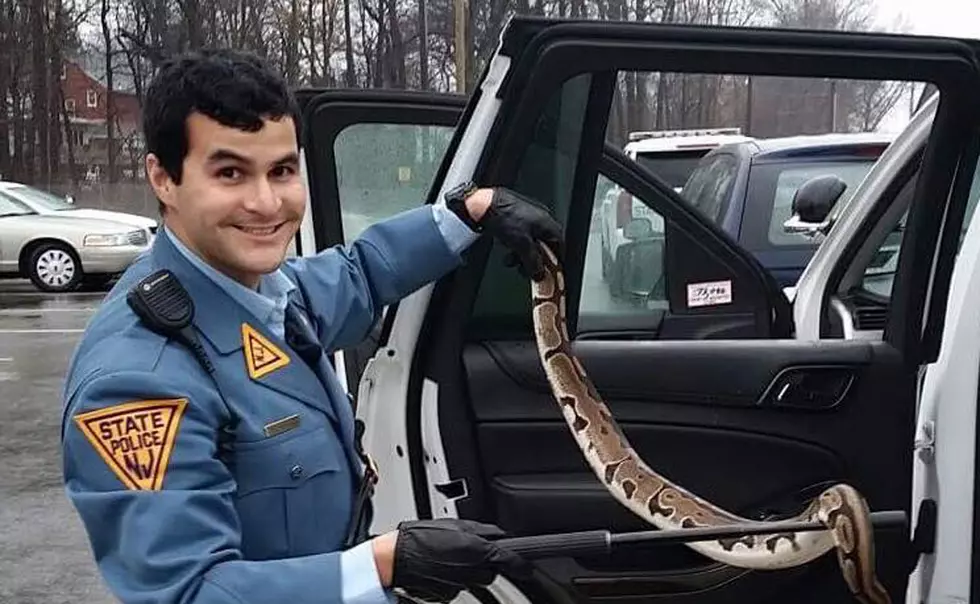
[27,242,83,292]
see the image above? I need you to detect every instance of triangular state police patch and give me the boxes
[73,398,188,491]
[242,323,290,379]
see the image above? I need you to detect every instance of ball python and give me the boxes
[528,242,889,604]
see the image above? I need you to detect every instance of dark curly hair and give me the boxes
[142,48,302,187]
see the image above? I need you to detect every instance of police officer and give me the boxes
[60,48,562,604]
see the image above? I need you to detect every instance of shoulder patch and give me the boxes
[241,323,290,379]
[73,398,187,491]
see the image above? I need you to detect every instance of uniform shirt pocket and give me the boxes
[232,427,351,560]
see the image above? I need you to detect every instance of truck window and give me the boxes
[679,154,739,225]
[634,150,709,190]
[764,159,879,246]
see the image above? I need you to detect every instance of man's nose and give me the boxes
[247,177,281,213]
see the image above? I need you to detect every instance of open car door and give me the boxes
[298,19,980,604]
[292,89,466,394]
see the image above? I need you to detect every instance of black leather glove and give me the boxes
[391,518,531,602]
[479,188,564,282]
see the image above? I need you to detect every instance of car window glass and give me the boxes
[858,154,980,300]
[634,150,706,190]
[767,161,878,246]
[470,73,593,332]
[679,154,738,225]
[334,122,455,243]
[0,192,33,216]
[5,185,74,211]
[580,172,666,328]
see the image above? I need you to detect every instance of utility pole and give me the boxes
[454,0,466,93]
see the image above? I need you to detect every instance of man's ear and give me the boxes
[146,153,176,211]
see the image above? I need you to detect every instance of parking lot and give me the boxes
[0,280,116,604]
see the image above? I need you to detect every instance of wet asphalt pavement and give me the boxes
[0,280,117,604]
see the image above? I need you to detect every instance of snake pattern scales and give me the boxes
[528,243,889,604]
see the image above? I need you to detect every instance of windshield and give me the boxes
[0,192,35,217]
[635,149,710,190]
[4,184,75,211]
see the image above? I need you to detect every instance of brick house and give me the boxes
[60,55,144,182]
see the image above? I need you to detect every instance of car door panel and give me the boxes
[462,338,912,600]
[465,339,872,418]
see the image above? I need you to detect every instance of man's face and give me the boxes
[147,111,305,288]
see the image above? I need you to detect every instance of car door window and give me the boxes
[582,171,667,325]
[297,92,464,395]
[334,123,455,242]
[472,67,935,342]
[297,92,464,253]
[858,154,980,301]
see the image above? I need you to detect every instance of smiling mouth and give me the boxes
[234,222,285,236]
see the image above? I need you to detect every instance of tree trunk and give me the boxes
[181,0,203,48]
[284,0,299,84]
[418,0,428,89]
[344,0,355,86]
[376,0,387,88]
[360,0,372,86]
[0,0,11,179]
[57,83,78,186]
[655,0,675,129]
[462,0,474,92]
[31,0,48,183]
[12,86,26,181]
[102,0,116,183]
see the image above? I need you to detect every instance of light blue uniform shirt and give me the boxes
[165,203,478,604]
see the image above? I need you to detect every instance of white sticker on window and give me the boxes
[687,280,733,307]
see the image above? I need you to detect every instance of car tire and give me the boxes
[27,242,83,293]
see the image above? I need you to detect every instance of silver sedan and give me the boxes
[0,181,157,292]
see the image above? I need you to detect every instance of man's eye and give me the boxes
[272,165,296,178]
[218,167,241,179]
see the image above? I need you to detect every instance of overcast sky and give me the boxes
[875,0,980,39]
[864,0,980,131]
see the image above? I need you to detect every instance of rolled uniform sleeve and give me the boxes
[431,203,480,255]
[341,541,398,604]
[61,368,347,604]
[284,204,479,353]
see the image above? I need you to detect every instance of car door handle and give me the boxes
[758,366,856,410]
